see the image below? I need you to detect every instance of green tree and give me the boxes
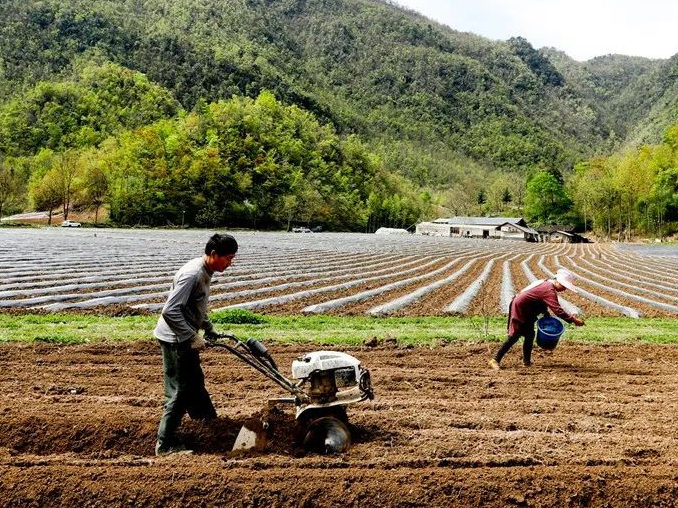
[524,170,572,223]
[30,168,63,225]
[274,194,299,232]
[569,161,596,232]
[81,150,110,223]
[0,157,23,219]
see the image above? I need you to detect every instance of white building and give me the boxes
[416,217,538,242]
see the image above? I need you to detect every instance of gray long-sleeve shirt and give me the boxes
[154,257,215,344]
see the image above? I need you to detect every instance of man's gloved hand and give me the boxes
[204,330,219,344]
[190,333,207,350]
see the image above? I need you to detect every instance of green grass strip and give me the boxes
[1,311,678,346]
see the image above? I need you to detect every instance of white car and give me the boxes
[61,220,82,227]
[292,227,312,233]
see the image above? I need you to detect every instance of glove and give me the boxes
[204,330,219,343]
[190,333,207,350]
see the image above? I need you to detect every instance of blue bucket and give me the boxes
[536,317,565,350]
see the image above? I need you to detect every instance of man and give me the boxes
[489,268,585,370]
[154,233,238,456]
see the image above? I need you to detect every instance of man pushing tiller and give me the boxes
[489,268,585,370]
[154,233,238,456]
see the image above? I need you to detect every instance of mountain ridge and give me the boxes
[1,0,677,207]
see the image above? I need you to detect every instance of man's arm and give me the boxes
[202,314,216,338]
[161,274,197,342]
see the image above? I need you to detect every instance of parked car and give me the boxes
[292,227,312,233]
[311,226,323,233]
[61,220,82,227]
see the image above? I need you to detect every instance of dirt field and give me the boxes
[3,340,678,507]
[3,229,678,318]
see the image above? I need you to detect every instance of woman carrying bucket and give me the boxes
[489,268,585,370]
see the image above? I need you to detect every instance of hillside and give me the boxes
[1,0,678,232]
[0,0,623,181]
[543,49,678,147]
[622,55,678,146]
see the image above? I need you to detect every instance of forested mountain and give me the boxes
[0,0,615,174]
[0,0,677,234]
[622,55,678,147]
[544,50,678,147]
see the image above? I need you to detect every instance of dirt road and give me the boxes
[2,340,678,507]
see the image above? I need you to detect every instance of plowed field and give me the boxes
[2,229,678,319]
[3,340,678,507]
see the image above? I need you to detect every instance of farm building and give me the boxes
[535,225,588,243]
[416,217,538,242]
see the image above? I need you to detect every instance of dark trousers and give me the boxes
[494,296,535,364]
[157,340,216,447]
[493,328,535,364]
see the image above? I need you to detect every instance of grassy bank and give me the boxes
[1,311,678,346]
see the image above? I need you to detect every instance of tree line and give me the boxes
[0,61,677,237]
[568,126,678,240]
[493,128,678,239]
[0,63,425,230]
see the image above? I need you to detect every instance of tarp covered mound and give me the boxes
[375,227,410,235]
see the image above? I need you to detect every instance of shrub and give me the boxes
[210,309,267,325]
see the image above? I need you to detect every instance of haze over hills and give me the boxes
[0,0,677,231]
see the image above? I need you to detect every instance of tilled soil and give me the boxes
[3,340,678,507]
[464,260,504,316]
[340,258,487,316]
[390,258,489,317]
[266,258,456,315]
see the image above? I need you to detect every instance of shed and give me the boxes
[535,226,588,243]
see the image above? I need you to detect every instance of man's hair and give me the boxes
[205,233,238,256]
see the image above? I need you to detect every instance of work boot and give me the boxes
[155,441,193,457]
[488,358,500,371]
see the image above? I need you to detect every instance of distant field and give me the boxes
[616,243,678,257]
[1,228,678,319]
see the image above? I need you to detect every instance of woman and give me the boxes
[489,268,585,370]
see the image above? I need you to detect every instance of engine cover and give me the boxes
[291,351,373,419]
[292,351,361,379]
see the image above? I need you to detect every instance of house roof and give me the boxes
[535,225,576,233]
[496,222,538,235]
[433,217,526,227]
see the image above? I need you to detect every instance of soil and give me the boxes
[337,258,487,316]
[3,340,678,507]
